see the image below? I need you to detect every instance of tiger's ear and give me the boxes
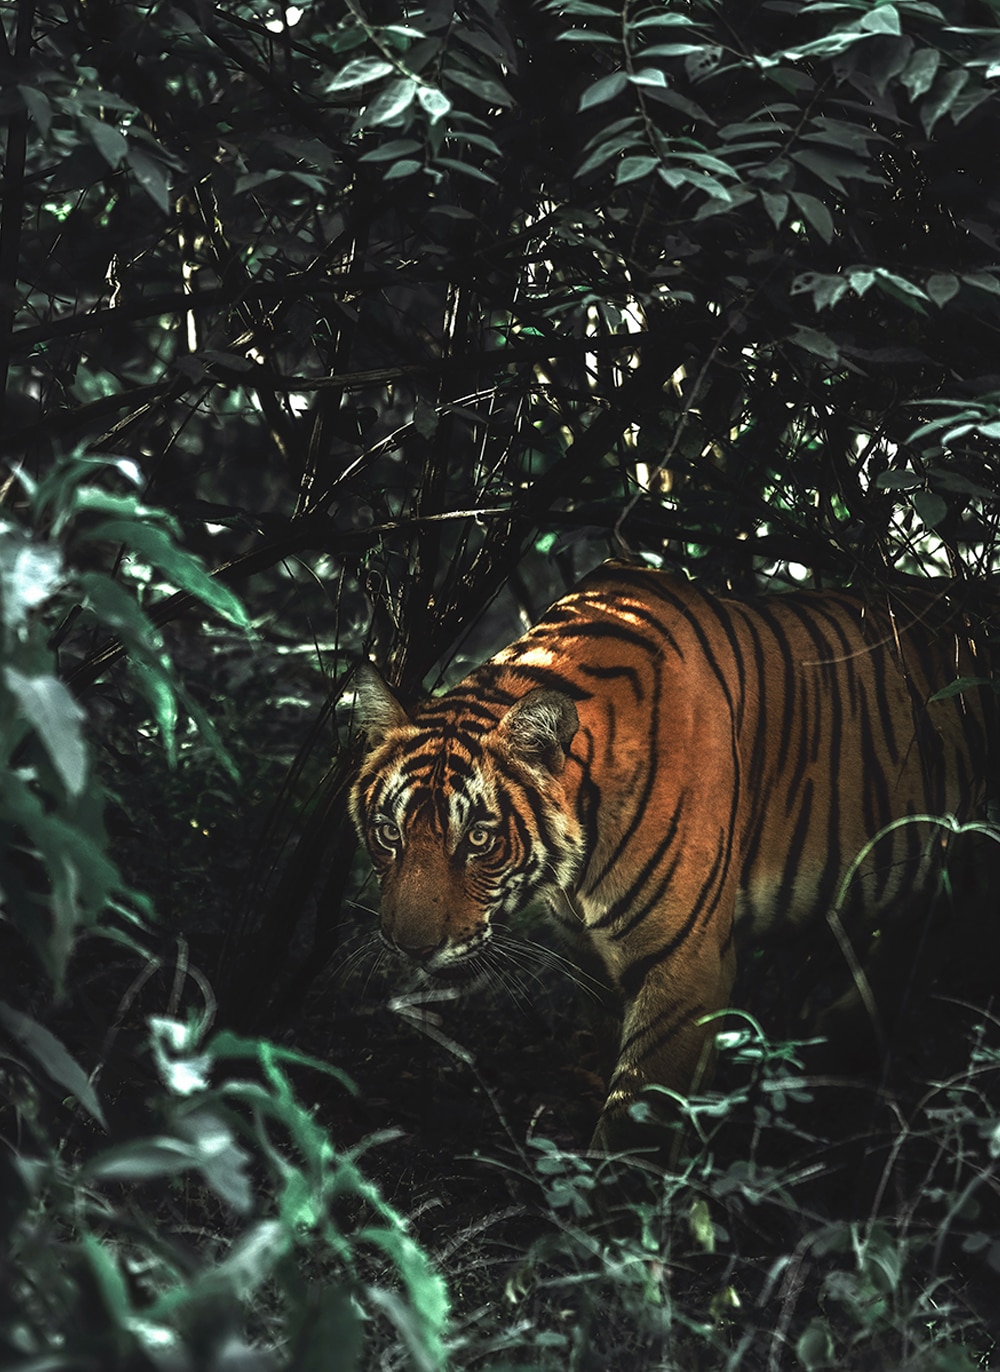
[496,689,579,774]
[350,663,411,747]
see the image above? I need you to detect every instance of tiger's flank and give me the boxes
[348,562,998,1151]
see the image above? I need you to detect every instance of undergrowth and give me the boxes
[1,454,997,1371]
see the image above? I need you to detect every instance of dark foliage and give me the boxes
[2,0,1000,1367]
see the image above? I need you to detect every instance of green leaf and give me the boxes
[17,85,51,137]
[127,147,170,213]
[445,67,512,107]
[383,158,423,179]
[791,271,849,310]
[3,668,87,797]
[858,4,901,34]
[0,535,62,631]
[930,675,994,702]
[363,77,417,126]
[86,519,251,629]
[791,326,839,361]
[435,156,496,185]
[615,154,659,185]
[82,1235,133,1323]
[417,86,451,122]
[796,1318,836,1371]
[579,71,628,109]
[791,191,834,243]
[874,470,922,490]
[926,273,959,306]
[900,46,940,99]
[759,190,788,228]
[576,127,642,179]
[326,57,394,93]
[912,489,947,527]
[875,268,928,304]
[287,1290,364,1372]
[630,68,668,88]
[920,69,969,136]
[0,1000,107,1128]
[82,115,127,170]
[128,656,178,763]
[962,272,1000,297]
[86,1136,207,1182]
[360,138,422,163]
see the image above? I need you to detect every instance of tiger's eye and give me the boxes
[375,820,401,848]
[467,825,493,850]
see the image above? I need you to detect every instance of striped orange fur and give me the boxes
[349,563,997,1149]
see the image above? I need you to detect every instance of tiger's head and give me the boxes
[348,664,584,984]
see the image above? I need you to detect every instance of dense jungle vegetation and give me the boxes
[3,0,1000,1366]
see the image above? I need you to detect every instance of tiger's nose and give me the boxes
[394,937,443,963]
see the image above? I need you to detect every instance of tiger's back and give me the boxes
[351,564,997,1148]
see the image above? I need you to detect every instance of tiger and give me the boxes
[348,562,997,1150]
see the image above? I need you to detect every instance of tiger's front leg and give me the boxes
[589,939,738,1153]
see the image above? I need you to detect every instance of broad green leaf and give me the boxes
[927,467,998,499]
[82,115,127,169]
[791,191,834,243]
[576,129,641,179]
[579,71,628,110]
[0,1000,107,1128]
[901,46,940,99]
[792,271,849,310]
[847,267,877,296]
[920,69,969,136]
[791,326,839,361]
[17,85,51,136]
[912,489,947,527]
[615,155,659,185]
[445,67,512,107]
[360,138,422,163]
[0,536,62,631]
[874,470,922,490]
[363,77,417,125]
[86,519,251,629]
[288,1290,364,1372]
[629,68,668,88]
[797,1318,836,1372]
[926,273,959,306]
[82,1235,132,1322]
[86,1137,206,1181]
[383,158,423,179]
[417,86,451,121]
[962,272,1000,296]
[3,668,87,797]
[759,190,788,228]
[435,156,496,185]
[127,147,170,213]
[326,57,393,93]
[858,4,901,34]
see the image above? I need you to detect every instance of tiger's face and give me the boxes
[349,665,583,984]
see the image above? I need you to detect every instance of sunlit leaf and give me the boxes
[86,520,251,630]
[326,58,394,93]
[579,71,628,110]
[4,668,87,796]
